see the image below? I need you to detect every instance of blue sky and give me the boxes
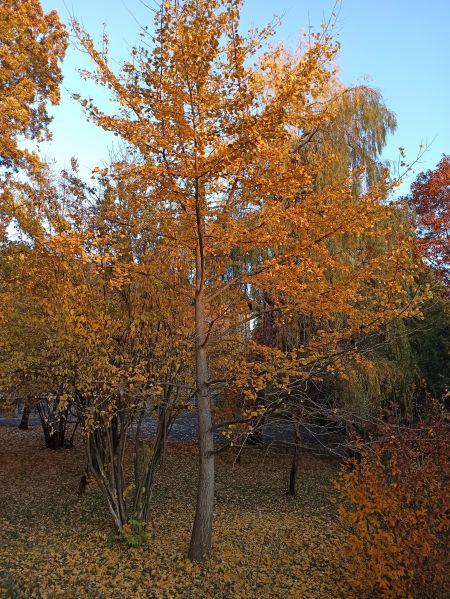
[41,0,450,196]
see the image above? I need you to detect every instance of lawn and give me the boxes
[0,426,354,598]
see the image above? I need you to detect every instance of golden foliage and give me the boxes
[0,0,67,171]
[0,0,67,243]
[70,0,424,394]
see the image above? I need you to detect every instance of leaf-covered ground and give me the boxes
[0,427,354,598]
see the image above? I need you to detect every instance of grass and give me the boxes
[0,426,354,598]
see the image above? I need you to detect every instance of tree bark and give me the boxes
[36,399,67,449]
[18,404,31,430]
[288,418,301,498]
[188,284,215,562]
[188,177,215,561]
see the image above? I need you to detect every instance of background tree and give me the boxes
[239,87,416,496]
[0,0,67,169]
[407,155,450,288]
[0,0,67,241]
[0,237,81,448]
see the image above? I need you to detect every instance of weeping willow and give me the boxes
[264,85,427,423]
[300,85,397,194]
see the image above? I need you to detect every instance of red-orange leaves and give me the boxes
[408,155,450,288]
[336,406,450,598]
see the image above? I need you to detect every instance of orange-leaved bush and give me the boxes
[335,404,449,598]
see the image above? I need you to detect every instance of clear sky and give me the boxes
[40,0,450,196]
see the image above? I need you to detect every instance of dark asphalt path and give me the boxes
[0,408,344,455]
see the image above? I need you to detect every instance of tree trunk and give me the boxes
[288,418,301,498]
[36,398,68,449]
[18,404,31,430]
[135,403,170,522]
[188,282,215,562]
[86,424,128,529]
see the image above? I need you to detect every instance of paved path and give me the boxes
[0,408,344,455]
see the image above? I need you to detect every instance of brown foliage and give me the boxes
[336,406,450,598]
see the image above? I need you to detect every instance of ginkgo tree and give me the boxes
[61,0,423,561]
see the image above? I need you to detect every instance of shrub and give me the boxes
[335,406,449,598]
[117,519,149,548]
